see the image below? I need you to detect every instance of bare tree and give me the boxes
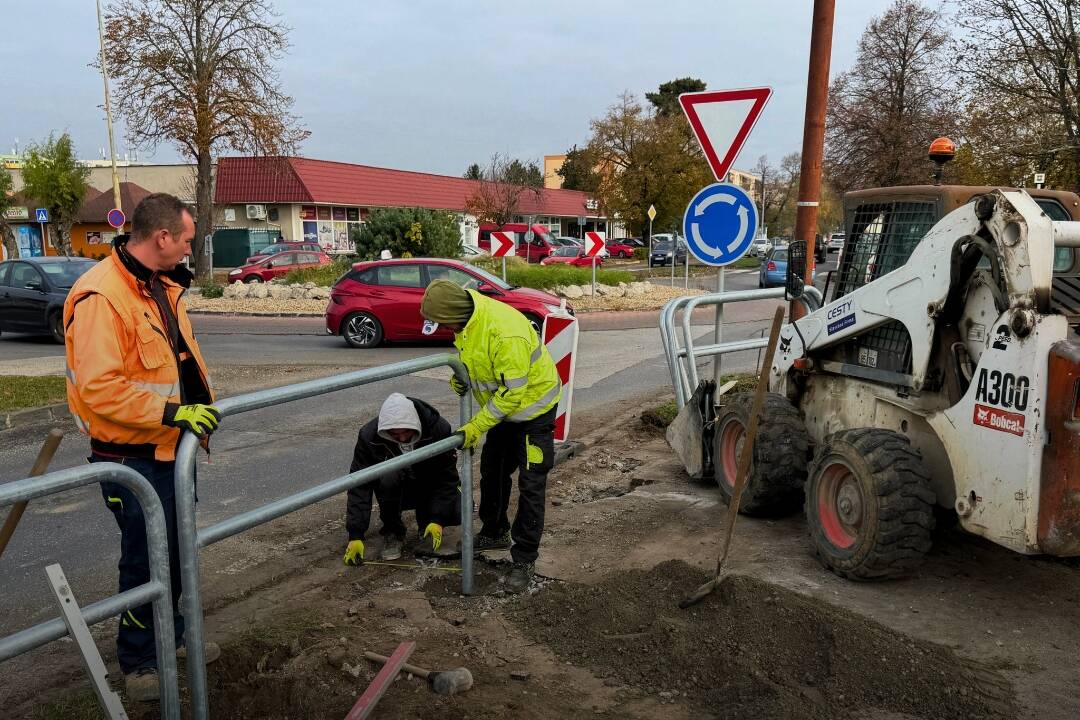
[953,0,1080,190]
[104,0,308,279]
[825,0,957,193]
[465,154,545,228]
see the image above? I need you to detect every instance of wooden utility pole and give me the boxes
[792,0,835,315]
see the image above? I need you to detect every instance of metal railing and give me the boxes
[660,287,822,407]
[0,464,181,718]
[173,353,474,720]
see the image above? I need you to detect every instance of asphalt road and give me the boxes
[0,295,786,634]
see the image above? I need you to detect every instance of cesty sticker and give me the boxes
[973,403,1025,436]
[826,299,856,335]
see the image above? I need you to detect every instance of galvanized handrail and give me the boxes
[660,287,822,407]
[0,463,180,718]
[173,353,474,720]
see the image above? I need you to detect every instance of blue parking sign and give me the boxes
[682,183,758,267]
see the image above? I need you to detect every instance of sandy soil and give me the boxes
[8,395,1080,719]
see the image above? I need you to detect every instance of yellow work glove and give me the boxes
[450,375,469,397]
[165,403,222,438]
[343,539,365,566]
[458,422,482,450]
[423,523,443,552]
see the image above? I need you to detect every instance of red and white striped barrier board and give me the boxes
[542,309,579,443]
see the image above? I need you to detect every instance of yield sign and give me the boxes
[584,231,606,258]
[679,87,772,182]
[490,230,515,257]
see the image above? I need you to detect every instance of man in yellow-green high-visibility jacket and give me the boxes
[420,279,561,592]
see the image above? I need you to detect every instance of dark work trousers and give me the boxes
[92,453,185,674]
[478,406,556,565]
[375,470,430,539]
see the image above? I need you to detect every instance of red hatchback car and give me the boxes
[540,246,602,267]
[228,250,331,284]
[326,258,572,348]
[605,241,636,259]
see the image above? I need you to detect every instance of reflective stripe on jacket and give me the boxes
[63,252,214,462]
[455,289,560,434]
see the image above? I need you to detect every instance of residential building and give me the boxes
[213,156,607,254]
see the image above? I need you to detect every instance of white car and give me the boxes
[828,233,845,252]
[751,238,772,258]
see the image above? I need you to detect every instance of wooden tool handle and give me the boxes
[714,307,786,576]
[363,650,431,680]
[0,429,64,559]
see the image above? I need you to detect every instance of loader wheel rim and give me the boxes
[817,461,862,549]
[719,419,746,490]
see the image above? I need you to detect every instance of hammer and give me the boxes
[363,651,473,696]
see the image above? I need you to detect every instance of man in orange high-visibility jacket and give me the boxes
[64,193,221,703]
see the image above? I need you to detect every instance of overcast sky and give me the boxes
[3,1,907,176]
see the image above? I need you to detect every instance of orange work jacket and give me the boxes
[63,251,213,461]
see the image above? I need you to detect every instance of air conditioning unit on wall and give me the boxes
[246,204,267,220]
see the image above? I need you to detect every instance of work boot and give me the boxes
[177,641,221,664]
[124,667,160,703]
[382,536,403,561]
[471,531,512,556]
[506,562,534,593]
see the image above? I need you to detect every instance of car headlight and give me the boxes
[665,252,673,257]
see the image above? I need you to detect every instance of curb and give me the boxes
[2,402,70,431]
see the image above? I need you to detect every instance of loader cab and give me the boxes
[819,185,1080,379]
[832,185,1080,322]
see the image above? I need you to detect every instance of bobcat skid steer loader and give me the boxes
[714,189,1080,580]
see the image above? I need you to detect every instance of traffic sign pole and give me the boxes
[502,256,506,283]
[713,268,725,382]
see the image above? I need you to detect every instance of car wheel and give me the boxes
[244,275,263,284]
[342,311,383,349]
[49,312,64,344]
[522,312,543,337]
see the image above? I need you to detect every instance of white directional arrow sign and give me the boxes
[490,230,515,257]
[679,87,771,182]
[584,231,606,258]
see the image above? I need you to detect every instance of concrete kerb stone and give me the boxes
[2,402,70,431]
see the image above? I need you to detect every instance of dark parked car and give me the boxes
[326,258,571,348]
[0,257,97,343]
[649,239,688,267]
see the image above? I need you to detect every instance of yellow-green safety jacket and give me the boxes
[455,290,561,434]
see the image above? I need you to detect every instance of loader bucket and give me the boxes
[666,380,716,480]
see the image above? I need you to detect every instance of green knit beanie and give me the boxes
[421,280,474,324]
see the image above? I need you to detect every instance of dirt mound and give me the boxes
[510,560,1016,720]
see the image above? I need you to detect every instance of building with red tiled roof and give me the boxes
[213,156,608,253]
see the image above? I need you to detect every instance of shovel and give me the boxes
[680,307,785,609]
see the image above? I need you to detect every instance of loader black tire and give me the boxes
[713,392,809,517]
[806,428,935,581]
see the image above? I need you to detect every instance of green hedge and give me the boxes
[283,257,355,286]
[470,256,633,290]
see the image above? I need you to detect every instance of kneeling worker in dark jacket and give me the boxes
[343,393,461,564]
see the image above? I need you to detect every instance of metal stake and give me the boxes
[45,564,129,720]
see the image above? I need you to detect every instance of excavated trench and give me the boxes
[510,560,1017,720]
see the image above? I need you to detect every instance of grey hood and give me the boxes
[377,393,422,450]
